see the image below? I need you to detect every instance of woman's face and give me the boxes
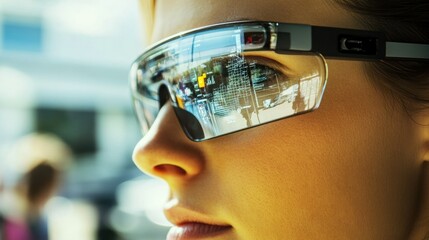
[133,0,426,239]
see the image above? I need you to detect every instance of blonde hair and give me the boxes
[139,0,156,42]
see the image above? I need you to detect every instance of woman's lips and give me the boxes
[164,201,233,240]
[167,222,232,240]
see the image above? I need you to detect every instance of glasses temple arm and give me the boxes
[385,42,429,60]
[275,23,429,61]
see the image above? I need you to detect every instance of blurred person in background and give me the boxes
[131,0,429,239]
[0,133,72,240]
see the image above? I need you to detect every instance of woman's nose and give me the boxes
[133,103,205,183]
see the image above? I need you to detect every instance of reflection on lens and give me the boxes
[170,53,326,140]
[132,24,327,141]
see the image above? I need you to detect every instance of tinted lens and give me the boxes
[131,24,327,141]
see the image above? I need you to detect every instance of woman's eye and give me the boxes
[244,58,299,108]
[248,62,291,91]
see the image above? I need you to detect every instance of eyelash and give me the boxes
[244,57,294,85]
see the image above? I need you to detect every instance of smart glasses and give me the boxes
[130,21,429,141]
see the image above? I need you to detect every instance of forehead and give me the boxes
[151,0,360,43]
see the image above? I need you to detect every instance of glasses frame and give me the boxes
[130,20,429,141]
[133,20,429,63]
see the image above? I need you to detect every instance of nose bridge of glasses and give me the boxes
[158,83,205,141]
[158,83,171,109]
[173,106,205,141]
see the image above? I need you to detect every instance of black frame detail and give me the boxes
[311,26,386,60]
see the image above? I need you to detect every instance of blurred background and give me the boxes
[0,0,170,239]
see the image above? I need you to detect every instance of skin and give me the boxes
[133,0,429,239]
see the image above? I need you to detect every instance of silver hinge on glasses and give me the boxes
[386,42,429,59]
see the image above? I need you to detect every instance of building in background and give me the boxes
[0,0,170,239]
